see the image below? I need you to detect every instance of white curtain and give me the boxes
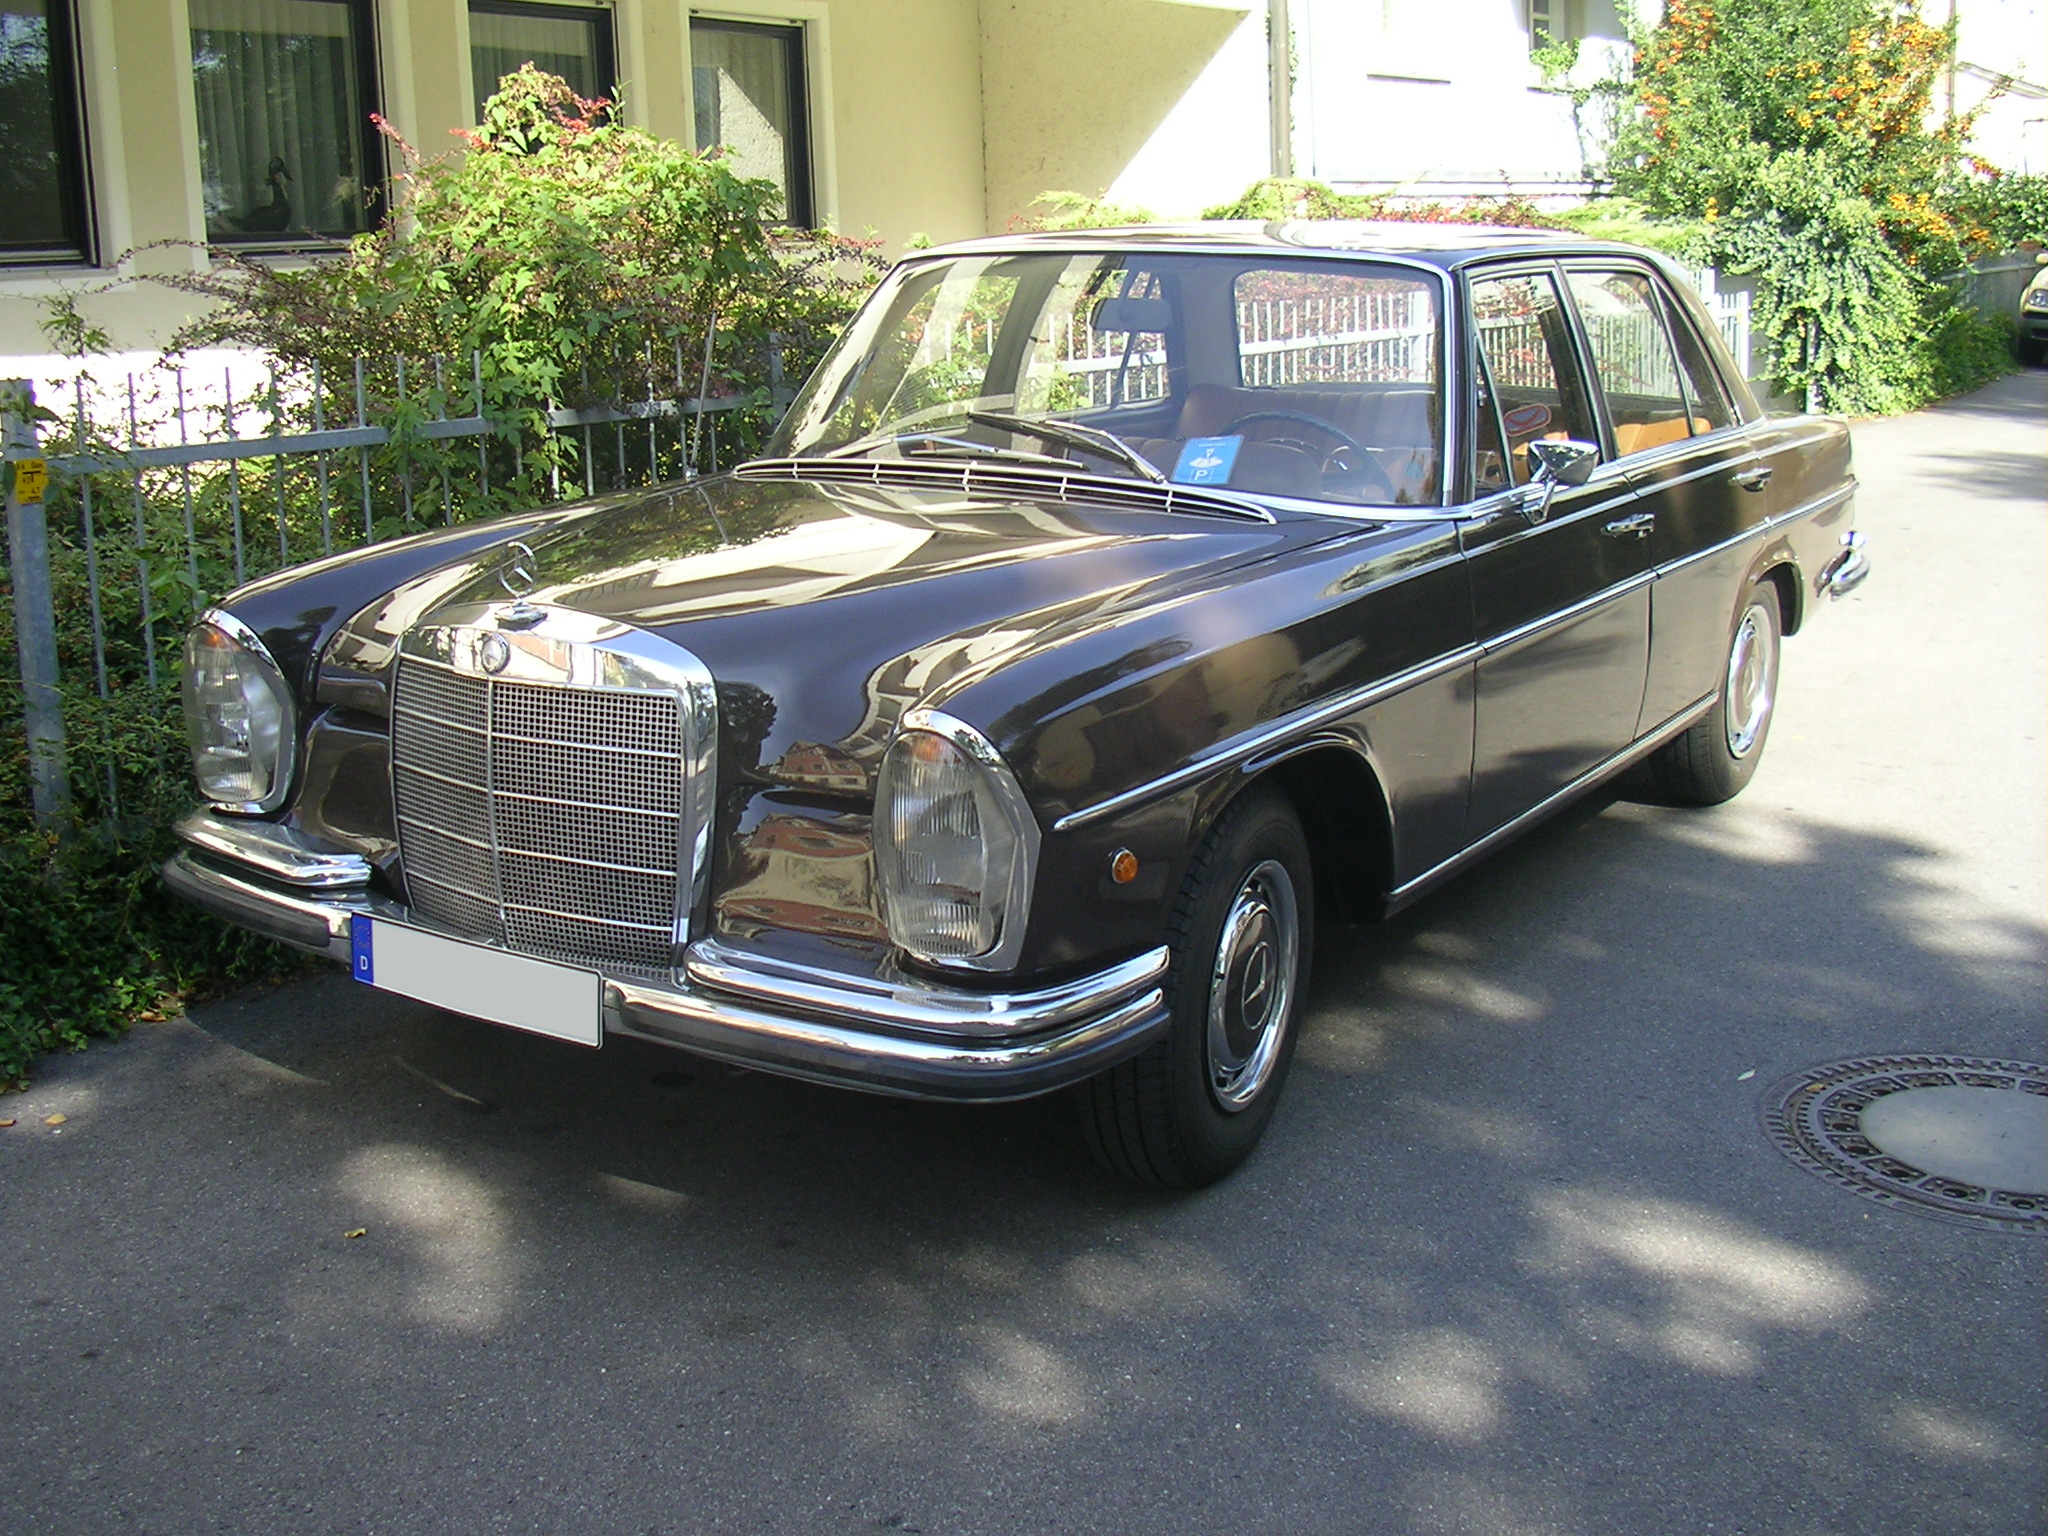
[690,22,796,219]
[470,6,604,123]
[190,0,368,241]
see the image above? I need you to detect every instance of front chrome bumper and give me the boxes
[163,813,1171,1102]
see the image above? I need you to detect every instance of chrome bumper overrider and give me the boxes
[164,816,1171,1102]
[1822,530,1870,599]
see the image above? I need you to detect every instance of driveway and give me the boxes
[4,371,2043,1536]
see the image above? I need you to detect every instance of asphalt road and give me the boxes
[4,371,2043,1536]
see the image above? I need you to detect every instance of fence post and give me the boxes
[3,380,73,835]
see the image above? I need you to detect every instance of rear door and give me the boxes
[1558,262,1763,730]
[1460,265,1653,838]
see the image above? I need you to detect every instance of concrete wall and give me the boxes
[1294,0,1614,197]
[978,0,1265,228]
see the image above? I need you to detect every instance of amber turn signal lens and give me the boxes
[1109,849,1139,884]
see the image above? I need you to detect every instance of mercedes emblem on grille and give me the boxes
[477,633,511,674]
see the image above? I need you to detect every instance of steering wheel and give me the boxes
[1220,409,1398,501]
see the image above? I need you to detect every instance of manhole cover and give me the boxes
[1761,1055,2048,1234]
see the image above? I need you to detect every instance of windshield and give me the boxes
[766,251,1445,508]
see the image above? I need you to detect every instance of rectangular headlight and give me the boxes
[875,720,1037,967]
[181,616,295,811]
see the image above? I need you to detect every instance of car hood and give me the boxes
[317,470,1355,772]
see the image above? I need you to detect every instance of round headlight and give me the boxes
[875,720,1038,967]
[181,616,295,811]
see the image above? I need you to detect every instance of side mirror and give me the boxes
[1514,438,1600,524]
[1528,437,1600,487]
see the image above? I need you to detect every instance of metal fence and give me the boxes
[3,349,790,831]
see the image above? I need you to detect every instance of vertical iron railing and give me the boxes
[2,345,794,834]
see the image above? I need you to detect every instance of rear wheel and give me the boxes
[1077,789,1312,1189]
[1648,578,1782,805]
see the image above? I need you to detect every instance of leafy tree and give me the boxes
[1609,0,2012,411]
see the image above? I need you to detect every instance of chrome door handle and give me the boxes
[1602,512,1655,539]
[1734,465,1774,492]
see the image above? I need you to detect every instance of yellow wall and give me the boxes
[0,0,995,356]
[977,0,1255,230]
[0,0,1266,357]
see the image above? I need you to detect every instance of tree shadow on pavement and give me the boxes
[3,778,2031,1535]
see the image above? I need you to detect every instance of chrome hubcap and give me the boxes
[1724,602,1777,759]
[1206,859,1300,1112]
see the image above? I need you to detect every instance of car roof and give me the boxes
[916,220,1663,272]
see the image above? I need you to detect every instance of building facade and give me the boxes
[0,0,1273,355]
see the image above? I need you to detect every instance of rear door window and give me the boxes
[1563,269,1696,457]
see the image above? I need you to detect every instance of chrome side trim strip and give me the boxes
[1051,642,1484,832]
[174,809,371,890]
[686,939,1170,1040]
[1387,692,1716,909]
[1647,481,1857,582]
[1480,570,1657,655]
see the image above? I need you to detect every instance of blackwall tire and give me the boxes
[1076,789,1313,1189]
[1649,578,1783,806]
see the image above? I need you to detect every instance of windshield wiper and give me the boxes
[966,410,1167,484]
[897,434,1085,470]
[817,424,1082,470]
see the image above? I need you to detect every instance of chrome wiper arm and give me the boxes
[898,434,1084,470]
[966,410,1167,483]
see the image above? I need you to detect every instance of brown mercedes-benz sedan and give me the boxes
[167,223,1867,1186]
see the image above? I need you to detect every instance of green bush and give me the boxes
[1609,0,2014,410]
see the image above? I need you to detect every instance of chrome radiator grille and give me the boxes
[391,657,688,974]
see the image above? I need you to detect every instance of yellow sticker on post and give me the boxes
[10,458,47,504]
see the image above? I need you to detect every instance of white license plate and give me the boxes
[350,916,602,1048]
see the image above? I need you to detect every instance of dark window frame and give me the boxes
[468,0,618,122]
[1460,261,1604,495]
[689,14,814,229]
[1,0,97,268]
[195,0,386,252]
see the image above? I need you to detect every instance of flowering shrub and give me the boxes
[159,67,885,492]
[1611,0,2014,411]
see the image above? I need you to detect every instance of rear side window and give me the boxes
[1469,271,1598,487]
[1659,292,1738,432]
[1564,269,1694,457]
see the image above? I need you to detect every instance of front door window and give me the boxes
[1468,271,1598,487]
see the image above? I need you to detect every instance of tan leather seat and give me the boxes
[1613,416,1708,455]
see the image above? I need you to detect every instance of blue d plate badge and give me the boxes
[1172,435,1243,486]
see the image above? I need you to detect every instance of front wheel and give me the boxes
[1647,578,1782,805]
[1076,789,1313,1189]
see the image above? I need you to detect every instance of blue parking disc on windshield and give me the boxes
[1173,435,1243,485]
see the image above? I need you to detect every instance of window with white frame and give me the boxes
[0,0,92,265]
[189,0,382,245]
[470,1,616,123]
[690,15,812,227]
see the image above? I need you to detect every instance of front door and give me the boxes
[1462,267,1653,838]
